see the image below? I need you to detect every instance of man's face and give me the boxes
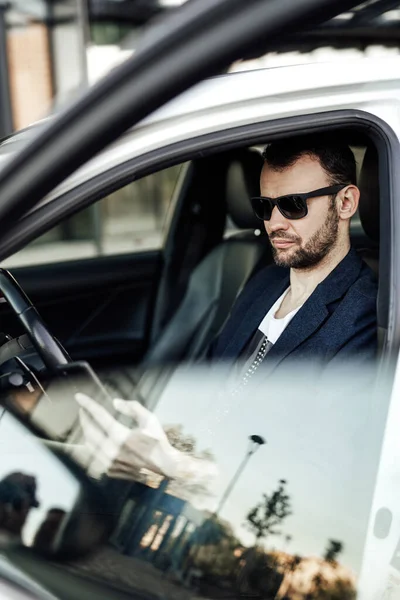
[260,155,340,269]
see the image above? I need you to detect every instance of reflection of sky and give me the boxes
[153,366,389,575]
[0,410,79,545]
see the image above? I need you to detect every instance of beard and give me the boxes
[270,205,340,269]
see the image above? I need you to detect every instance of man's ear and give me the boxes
[337,185,359,221]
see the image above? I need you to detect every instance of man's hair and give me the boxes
[262,134,357,186]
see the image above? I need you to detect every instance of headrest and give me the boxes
[225,149,264,229]
[358,145,380,243]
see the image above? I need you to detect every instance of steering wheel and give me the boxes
[0,269,70,371]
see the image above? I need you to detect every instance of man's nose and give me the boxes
[265,206,290,232]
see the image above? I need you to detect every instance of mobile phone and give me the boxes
[31,361,113,443]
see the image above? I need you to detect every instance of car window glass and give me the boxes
[2,164,183,268]
[9,363,390,599]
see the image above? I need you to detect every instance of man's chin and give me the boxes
[272,247,297,268]
[273,248,329,270]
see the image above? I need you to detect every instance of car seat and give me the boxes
[354,144,388,349]
[144,148,272,366]
[354,145,379,274]
[106,148,273,402]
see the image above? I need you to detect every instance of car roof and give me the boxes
[1,54,400,208]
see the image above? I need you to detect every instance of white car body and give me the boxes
[2,55,400,204]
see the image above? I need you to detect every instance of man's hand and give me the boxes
[74,393,217,483]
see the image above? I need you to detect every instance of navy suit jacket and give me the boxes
[210,248,377,374]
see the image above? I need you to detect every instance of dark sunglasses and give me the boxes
[250,184,346,221]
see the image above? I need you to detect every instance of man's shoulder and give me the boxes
[349,259,378,300]
[328,258,377,326]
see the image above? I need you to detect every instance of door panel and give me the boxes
[0,165,184,366]
[5,251,162,365]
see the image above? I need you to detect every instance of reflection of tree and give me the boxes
[236,480,292,597]
[298,540,353,599]
[286,553,302,573]
[312,571,328,596]
[246,479,292,543]
[237,547,284,598]
[324,578,356,600]
[163,424,215,502]
[194,515,228,547]
[281,554,302,596]
[306,570,355,600]
[323,540,343,565]
[190,515,241,579]
[164,424,214,461]
[235,548,356,600]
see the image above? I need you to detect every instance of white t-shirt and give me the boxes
[231,288,304,389]
[258,288,303,345]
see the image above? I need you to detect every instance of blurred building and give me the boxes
[0,0,184,137]
[0,0,88,135]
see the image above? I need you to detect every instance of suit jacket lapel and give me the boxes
[218,247,363,367]
[260,248,364,372]
[260,288,329,373]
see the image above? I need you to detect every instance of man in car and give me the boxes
[75,135,378,482]
[210,135,378,381]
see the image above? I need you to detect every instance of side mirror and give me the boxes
[0,407,112,558]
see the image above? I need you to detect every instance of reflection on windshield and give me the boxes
[3,363,391,599]
[0,410,79,551]
[0,472,40,542]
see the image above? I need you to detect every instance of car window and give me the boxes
[2,164,183,268]
[4,363,391,599]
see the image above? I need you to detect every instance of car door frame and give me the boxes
[3,107,399,357]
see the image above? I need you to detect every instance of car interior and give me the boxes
[100,130,383,407]
[145,141,381,367]
[0,128,385,413]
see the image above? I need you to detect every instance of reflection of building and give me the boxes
[104,477,357,599]
[110,479,205,571]
[0,0,185,137]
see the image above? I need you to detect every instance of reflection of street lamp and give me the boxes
[215,434,266,516]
